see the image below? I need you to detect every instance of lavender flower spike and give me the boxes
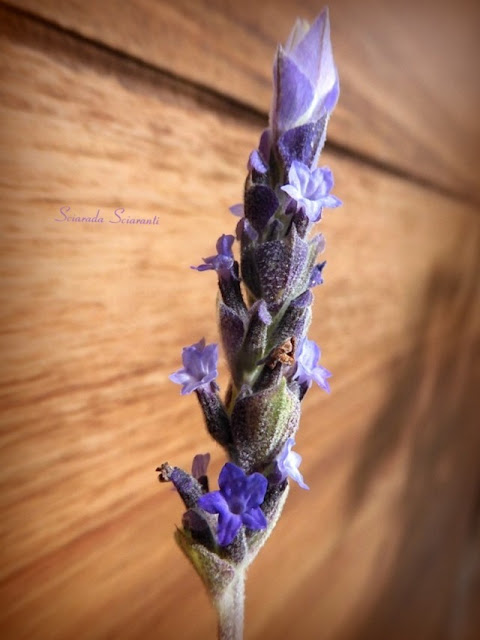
[198,462,267,546]
[294,337,332,392]
[274,437,309,490]
[169,338,218,395]
[282,161,341,222]
[160,10,341,639]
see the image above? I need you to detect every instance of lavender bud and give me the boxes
[244,184,279,233]
[230,378,300,472]
[272,290,313,346]
[240,300,272,370]
[218,301,245,384]
[195,387,232,447]
[157,463,205,510]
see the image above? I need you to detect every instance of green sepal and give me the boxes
[230,377,300,472]
[175,528,237,598]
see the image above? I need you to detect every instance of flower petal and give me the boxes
[241,506,267,531]
[197,490,229,516]
[273,50,314,133]
[217,512,242,546]
[218,462,246,491]
[245,472,268,509]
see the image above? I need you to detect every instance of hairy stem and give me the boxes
[214,570,245,640]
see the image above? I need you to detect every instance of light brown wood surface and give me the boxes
[0,3,479,640]
[6,0,480,201]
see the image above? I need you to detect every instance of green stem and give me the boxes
[214,570,245,640]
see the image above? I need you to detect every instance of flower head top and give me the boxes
[282,160,341,222]
[197,462,267,546]
[192,234,235,277]
[169,338,219,395]
[273,437,309,489]
[271,8,339,137]
[294,337,332,392]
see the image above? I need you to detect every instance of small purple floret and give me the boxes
[294,337,332,392]
[281,161,341,222]
[192,234,235,276]
[310,261,327,287]
[274,438,309,489]
[197,462,268,546]
[169,338,219,395]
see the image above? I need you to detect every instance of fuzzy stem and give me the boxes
[214,570,245,640]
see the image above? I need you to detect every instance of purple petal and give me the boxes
[192,263,214,272]
[281,184,300,199]
[216,234,235,257]
[218,462,246,491]
[241,506,267,530]
[284,18,310,53]
[170,339,218,394]
[309,261,326,287]
[275,438,310,490]
[191,453,210,479]
[236,217,259,243]
[322,68,340,113]
[198,490,229,516]
[245,472,268,509]
[217,512,242,546]
[230,203,244,217]
[285,450,309,490]
[290,10,337,106]
[258,129,272,163]
[321,195,342,208]
[248,149,268,174]
[313,366,332,392]
[168,370,190,385]
[273,50,314,133]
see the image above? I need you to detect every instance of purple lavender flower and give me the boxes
[281,161,341,222]
[274,438,309,489]
[169,338,219,395]
[294,337,332,392]
[192,234,235,276]
[197,462,267,546]
[271,9,339,139]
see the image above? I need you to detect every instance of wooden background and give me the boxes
[1,1,479,638]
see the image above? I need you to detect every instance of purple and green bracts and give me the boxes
[158,7,340,638]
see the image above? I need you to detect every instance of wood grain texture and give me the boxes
[4,0,480,202]
[1,7,480,640]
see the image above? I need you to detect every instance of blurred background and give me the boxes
[0,1,479,638]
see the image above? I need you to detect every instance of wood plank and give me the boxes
[4,0,480,202]
[1,9,479,640]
